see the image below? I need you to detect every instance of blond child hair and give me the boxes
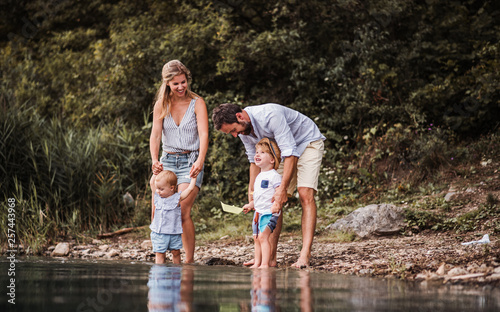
[255,138,281,170]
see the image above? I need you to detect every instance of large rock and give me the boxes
[51,242,70,257]
[326,204,404,238]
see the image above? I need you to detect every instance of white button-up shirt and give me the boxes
[240,104,325,163]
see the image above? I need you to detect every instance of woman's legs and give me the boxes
[149,175,157,221]
[177,183,199,263]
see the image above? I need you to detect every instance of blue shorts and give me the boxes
[150,231,182,253]
[160,153,204,188]
[252,212,279,236]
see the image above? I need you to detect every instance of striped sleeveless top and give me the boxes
[162,98,200,165]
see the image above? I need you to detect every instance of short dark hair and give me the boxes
[212,103,242,130]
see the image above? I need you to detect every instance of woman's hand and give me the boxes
[189,159,203,178]
[152,161,163,175]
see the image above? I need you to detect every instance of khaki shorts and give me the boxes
[277,140,324,195]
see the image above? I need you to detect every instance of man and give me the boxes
[212,103,325,268]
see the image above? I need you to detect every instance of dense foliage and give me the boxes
[1,0,499,247]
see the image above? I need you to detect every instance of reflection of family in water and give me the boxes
[147,265,312,312]
[250,269,312,312]
[147,265,193,312]
[251,269,278,312]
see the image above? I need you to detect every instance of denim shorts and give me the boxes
[151,231,183,253]
[160,153,204,188]
[252,212,279,236]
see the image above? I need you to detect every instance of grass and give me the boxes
[196,214,251,243]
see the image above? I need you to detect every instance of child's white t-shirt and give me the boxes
[253,169,282,215]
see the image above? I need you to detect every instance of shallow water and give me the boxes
[1,257,499,311]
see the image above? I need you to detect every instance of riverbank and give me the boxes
[4,157,498,286]
[37,228,499,286]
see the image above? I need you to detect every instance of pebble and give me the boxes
[436,263,447,275]
[51,243,70,257]
[140,240,152,250]
[106,249,120,258]
[448,267,468,276]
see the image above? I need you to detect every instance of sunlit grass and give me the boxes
[197,215,251,243]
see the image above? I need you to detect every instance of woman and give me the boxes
[150,60,208,263]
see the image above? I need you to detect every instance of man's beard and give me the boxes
[240,121,252,135]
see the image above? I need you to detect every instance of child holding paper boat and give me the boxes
[242,138,282,269]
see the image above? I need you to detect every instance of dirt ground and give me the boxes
[194,230,499,286]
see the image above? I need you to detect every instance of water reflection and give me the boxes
[249,268,314,312]
[250,269,278,311]
[146,265,316,312]
[147,265,194,312]
[298,270,313,312]
[2,258,499,312]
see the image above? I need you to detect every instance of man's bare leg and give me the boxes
[292,187,316,268]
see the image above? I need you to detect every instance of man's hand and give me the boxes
[272,186,288,211]
[270,201,281,214]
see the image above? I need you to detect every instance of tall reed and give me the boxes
[1,104,151,251]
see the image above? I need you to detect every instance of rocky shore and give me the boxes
[44,230,500,286]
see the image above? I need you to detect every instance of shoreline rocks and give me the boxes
[35,232,500,286]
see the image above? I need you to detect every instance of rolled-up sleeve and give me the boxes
[240,104,324,163]
[267,113,299,158]
[241,137,257,163]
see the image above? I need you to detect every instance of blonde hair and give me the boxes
[256,138,281,170]
[155,170,178,191]
[154,60,198,119]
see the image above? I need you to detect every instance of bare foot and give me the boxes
[291,258,309,269]
[245,258,278,267]
[249,263,260,269]
[259,264,269,269]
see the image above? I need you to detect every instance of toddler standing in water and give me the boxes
[243,138,282,269]
[150,170,196,264]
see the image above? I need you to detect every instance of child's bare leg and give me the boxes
[259,228,272,269]
[155,252,166,264]
[250,235,262,268]
[171,249,181,264]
